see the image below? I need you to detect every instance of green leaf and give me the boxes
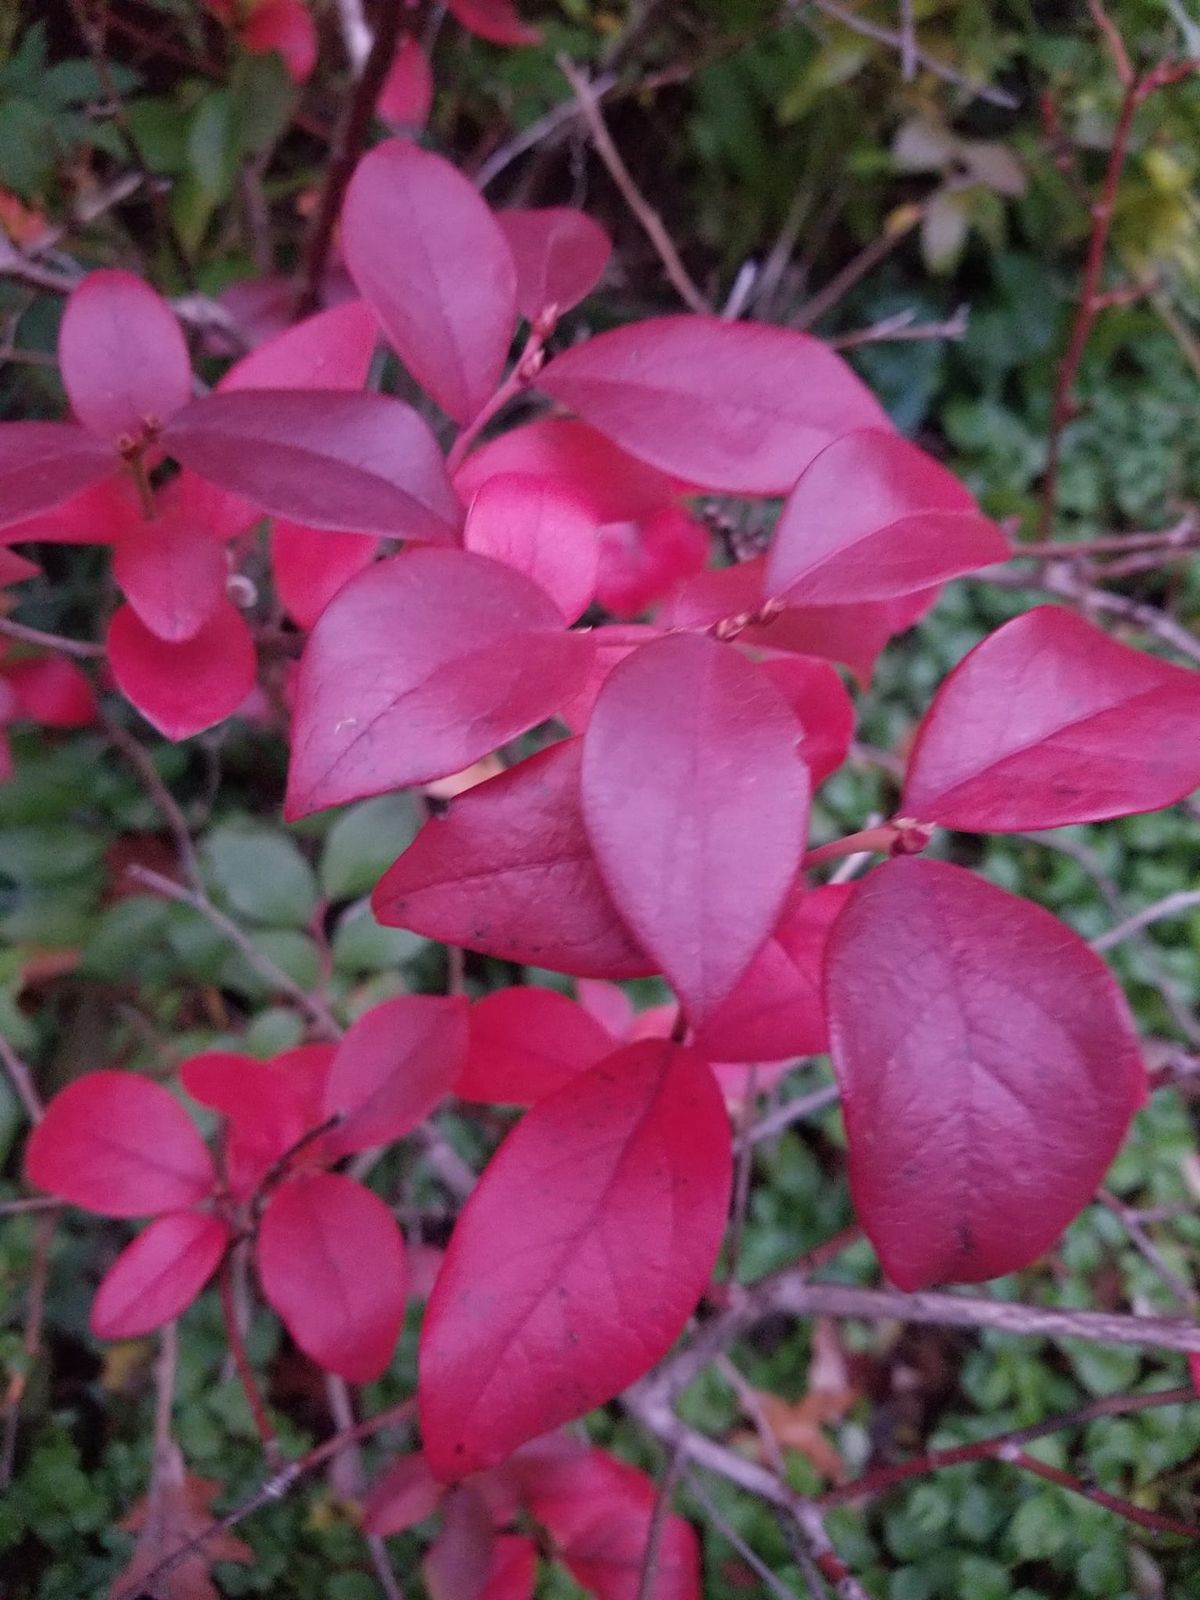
[1009,1492,1068,1561]
[126,95,191,173]
[229,50,294,158]
[203,823,319,929]
[319,794,420,902]
[242,1006,306,1058]
[220,929,321,1000]
[187,88,239,201]
[0,825,105,885]
[332,902,427,974]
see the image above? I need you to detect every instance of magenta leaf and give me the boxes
[59,269,191,444]
[27,1071,215,1217]
[377,36,434,129]
[825,857,1146,1290]
[764,429,1010,603]
[0,423,115,532]
[903,605,1200,830]
[581,633,810,1024]
[538,315,889,494]
[271,520,379,630]
[463,472,598,623]
[257,1171,407,1382]
[341,139,517,423]
[372,739,652,979]
[760,656,855,786]
[457,986,614,1105]
[286,549,594,816]
[220,298,379,392]
[6,656,96,727]
[91,1211,230,1338]
[496,208,611,320]
[163,390,460,541]
[419,1040,732,1478]
[240,0,317,82]
[422,1486,495,1600]
[107,600,256,741]
[446,0,540,47]
[112,507,227,642]
[480,1536,537,1600]
[364,1452,445,1536]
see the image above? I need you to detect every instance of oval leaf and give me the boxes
[59,270,191,444]
[257,1171,407,1382]
[91,1211,230,1338]
[457,986,614,1105]
[582,633,810,1023]
[364,1452,445,1536]
[902,605,1200,831]
[464,472,598,623]
[372,739,652,979]
[760,656,855,786]
[221,298,379,392]
[0,423,115,532]
[824,857,1146,1290]
[342,139,517,423]
[286,548,594,816]
[419,1040,732,1478]
[377,36,435,129]
[112,507,227,642]
[496,208,611,320]
[7,656,96,727]
[108,600,256,740]
[447,0,540,45]
[271,520,379,630]
[27,1070,215,1217]
[538,316,889,495]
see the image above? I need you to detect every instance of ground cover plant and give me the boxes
[1,2,1200,1597]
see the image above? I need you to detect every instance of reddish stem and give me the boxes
[803,819,933,868]
[445,329,547,475]
[219,1250,279,1463]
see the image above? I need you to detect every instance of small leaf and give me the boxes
[320,793,421,901]
[463,472,598,623]
[240,0,316,85]
[376,36,434,129]
[423,1486,495,1600]
[91,1210,229,1337]
[220,299,379,392]
[59,270,191,443]
[107,600,255,741]
[203,823,319,928]
[457,986,614,1105]
[446,0,540,45]
[270,520,378,631]
[364,1452,444,1536]
[496,208,611,320]
[0,423,115,532]
[112,507,227,643]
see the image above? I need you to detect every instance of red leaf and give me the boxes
[111,1442,253,1600]
[373,739,652,979]
[765,430,1009,603]
[760,656,855,785]
[0,546,39,585]
[0,423,115,532]
[112,507,227,642]
[481,1536,537,1600]
[446,0,540,46]
[903,606,1200,830]
[377,36,434,128]
[538,316,889,495]
[364,1452,445,1535]
[107,601,256,740]
[496,208,611,320]
[257,1171,407,1382]
[286,548,593,816]
[27,1070,215,1217]
[164,390,459,541]
[423,1486,495,1600]
[342,140,517,423]
[582,633,810,1024]
[464,473,598,622]
[420,1040,732,1478]
[691,884,853,1063]
[559,625,663,732]
[824,858,1146,1290]
[181,1047,333,1200]
[6,656,96,727]
[241,0,317,82]
[323,994,470,1159]
[59,270,191,444]
[457,987,614,1105]
[455,418,679,523]
[223,299,380,392]
[595,508,709,618]
[91,1210,229,1338]
[271,520,379,630]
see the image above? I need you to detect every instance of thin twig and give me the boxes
[1097,1190,1199,1311]
[102,711,202,890]
[741,1082,841,1150]
[0,1209,57,1485]
[0,616,104,659]
[792,209,921,330]
[830,305,969,348]
[978,563,1200,667]
[0,1034,44,1124]
[325,1375,407,1600]
[1091,890,1200,954]
[635,1443,687,1600]
[153,1321,178,1456]
[220,1250,280,1464]
[681,1468,806,1600]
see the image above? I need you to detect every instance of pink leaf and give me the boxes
[760,656,855,785]
[222,299,379,392]
[692,885,853,1063]
[377,36,434,128]
[181,1047,333,1200]
[595,508,709,618]
[0,475,141,546]
[481,1536,537,1600]
[91,1211,230,1338]
[420,1040,732,1478]
[581,633,810,1023]
[286,548,593,816]
[342,140,517,423]
[496,208,611,320]
[6,656,96,727]
[0,547,38,585]
[241,0,317,82]
[559,625,663,732]
[423,1486,495,1600]
[107,600,256,740]
[372,739,652,979]
[538,316,889,494]
[464,473,598,623]
[765,430,1009,603]
[457,987,614,1105]
[364,1452,445,1536]
[257,1171,407,1382]
[26,1071,215,1217]
[903,605,1200,831]
[271,520,379,630]
[0,423,115,532]
[323,994,470,1159]
[824,857,1146,1290]
[59,270,191,444]
[112,507,227,642]
[446,0,540,46]
[164,390,460,541]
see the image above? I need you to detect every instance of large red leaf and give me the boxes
[372,739,652,979]
[364,1452,445,1535]
[163,390,459,541]
[286,549,593,816]
[112,507,227,642]
[446,0,540,46]
[463,473,598,623]
[377,36,435,129]
[824,858,1146,1290]
[341,140,517,423]
[59,270,191,444]
[496,208,611,320]
[271,519,379,630]
[0,423,115,532]
[91,1210,230,1338]
[181,1047,333,1200]
[457,987,614,1105]
[220,298,379,392]
[26,1071,215,1217]
[107,600,256,740]
[764,430,1009,603]
[538,316,889,495]
[420,1040,732,1478]
[241,0,317,82]
[257,1171,407,1382]
[323,994,470,1159]
[6,656,96,727]
[903,605,1200,830]
[581,633,810,1024]
[692,884,853,1063]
